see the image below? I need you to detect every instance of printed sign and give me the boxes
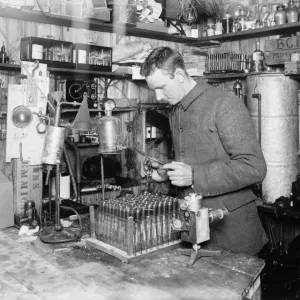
[265,36,300,65]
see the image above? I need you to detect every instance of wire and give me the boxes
[0,27,55,111]
[35,0,51,17]
[109,82,139,109]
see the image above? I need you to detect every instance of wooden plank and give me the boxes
[12,158,43,216]
[85,238,182,263]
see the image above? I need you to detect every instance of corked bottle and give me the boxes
[286,0,299,23]
[274,5,286,25]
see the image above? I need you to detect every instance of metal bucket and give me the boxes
[41,126,66,165]
[246,74,299,203]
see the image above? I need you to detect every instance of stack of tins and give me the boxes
[246,74,299,203]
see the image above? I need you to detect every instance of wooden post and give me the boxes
[89,205,96,239]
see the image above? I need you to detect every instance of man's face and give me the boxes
[145,68,184,106]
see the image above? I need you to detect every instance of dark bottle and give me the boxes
[31,208,39,228]
[1,42,5,63]
[292,174,300,211]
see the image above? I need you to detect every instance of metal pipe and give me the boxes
[54,163,63,232]
[63,144,78,199]
[64,138,81,203]
[252,93,262,145]
[101,155,105,201]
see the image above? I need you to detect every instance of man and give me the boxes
[140,47,268,255]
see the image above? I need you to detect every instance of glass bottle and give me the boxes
[274,5,286,25]
[237,9,248,31]
[286,0,299,23]
[1,42,5,64]
[251,41,265,72]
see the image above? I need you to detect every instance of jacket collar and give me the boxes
[175,79,210,111]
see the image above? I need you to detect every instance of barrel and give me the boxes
[246,74,299,203]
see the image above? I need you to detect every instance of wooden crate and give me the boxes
[12,158,43,217]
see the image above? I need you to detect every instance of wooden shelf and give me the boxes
[203,72,249,82]
[0,63,131,79]
[0,63,21,71]
[189,22,300,47]
[48,67,131,79]
[1,7,300,47]
[0,7,216,46]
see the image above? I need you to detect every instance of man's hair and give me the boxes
[140,47,187,78]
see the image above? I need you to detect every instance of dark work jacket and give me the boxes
[170,80,268,255]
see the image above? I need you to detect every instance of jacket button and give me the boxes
[180,151,184,156]
[179,128,183,132]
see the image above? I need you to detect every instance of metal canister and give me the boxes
[184,193,202,212]
[41,126,66,165]
[96,111,122,154]
[246,74,299,203]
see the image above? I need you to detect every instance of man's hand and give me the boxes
[151,162,169,182]
[163,161,193,187]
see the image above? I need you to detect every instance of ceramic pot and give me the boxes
[274,5,286,25]
[286,0,299,23]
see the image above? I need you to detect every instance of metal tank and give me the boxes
[96,110,122,154]
[41,126,66,165]
[246,74,299,203]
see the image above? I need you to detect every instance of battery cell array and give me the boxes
[93,191,182,256]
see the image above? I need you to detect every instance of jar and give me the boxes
[274,5,286,25]
[237,9,248,31]
[286,0,299,23]
[214,21,222,35]
[222,14,233,33]
[207,24,215,36]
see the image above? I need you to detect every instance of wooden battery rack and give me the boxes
[87,206,182,263]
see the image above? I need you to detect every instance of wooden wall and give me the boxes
[0,0,297,185]
[0,15,184,184]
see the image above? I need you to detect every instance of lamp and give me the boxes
[11,105,33,161]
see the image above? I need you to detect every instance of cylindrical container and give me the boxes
[184,193,202,212]
[77,49,87,64]
[286,0,299,23]
[207,24,215,36]
[274,5,286,25]
[214,22,222,35]
[291,52,300,61]
[222,14,233,33]
[246,74,299,203]
[42,126,66,164]
[32,44,43,60]
[51,174,70,199]
[96,112,122,154]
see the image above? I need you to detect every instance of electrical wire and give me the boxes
[35,0,51,17]
[0,27,55,111]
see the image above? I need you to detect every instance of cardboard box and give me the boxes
[0,171,14,229]
[284,61,300,75]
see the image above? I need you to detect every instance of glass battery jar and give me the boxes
[207,24,215,36]
[222,14,233,33]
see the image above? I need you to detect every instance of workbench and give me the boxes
[0,228,264,300]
